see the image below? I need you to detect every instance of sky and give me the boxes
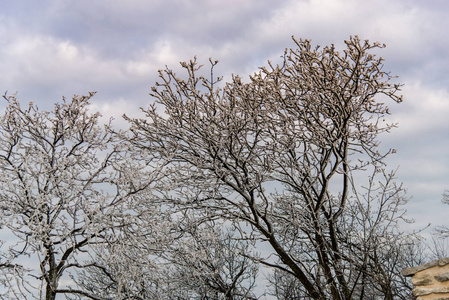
[0,0,448,234]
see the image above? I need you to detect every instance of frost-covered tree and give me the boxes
[67,127,259,299]
[71,206,173,300]
[0,93,145,300]
[75,210,259,299]
[163,219,259,300]
[126,36,416,299]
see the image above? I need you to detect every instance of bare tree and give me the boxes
[434,190,449,238]
[165,218,259,300]
[269,168,419,300]
[0,242,27,300]
[125,36,414,299]
[0,93,142,300]
[74,208,259,300]
[72,220,170,300]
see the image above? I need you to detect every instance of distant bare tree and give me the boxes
[125,36,415,299]
[75,210,259,299]
[444,191,449,205]
[434,190,449,238]
[165,218,259,300]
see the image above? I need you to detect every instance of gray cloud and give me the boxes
[0,0,448,232]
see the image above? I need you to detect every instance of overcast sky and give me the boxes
[0,0,448,232]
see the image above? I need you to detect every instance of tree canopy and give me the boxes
[0,36,432,300]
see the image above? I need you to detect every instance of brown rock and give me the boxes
[403,260,439,276]
[402,258,449,276]
[413,287,432,296]
[435,272,449,282]
[412,275,434,286]
[413,287,449,297]
[439,258,449,267]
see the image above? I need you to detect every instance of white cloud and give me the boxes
[0,0,448,237]
[390,82,449,135]
[0,33,155,109]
